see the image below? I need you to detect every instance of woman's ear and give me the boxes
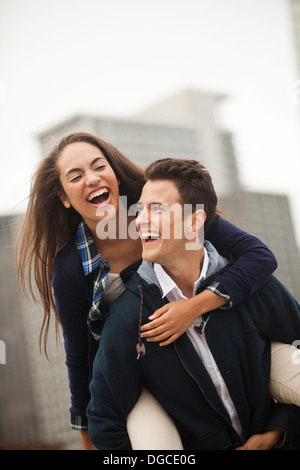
[57,191,71,209]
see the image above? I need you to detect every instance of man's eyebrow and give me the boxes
[151,202,168,206]
[136,201,169,207]
[65,157,105,177]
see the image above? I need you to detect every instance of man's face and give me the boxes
[135,180,188,266]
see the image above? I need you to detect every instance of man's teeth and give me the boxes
[88,188,109,201]
[141,232,160,239]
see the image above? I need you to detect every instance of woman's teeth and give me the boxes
[88,188,109,204]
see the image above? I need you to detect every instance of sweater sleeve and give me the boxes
[205,215,278,307]
[87,305,144,450]
[52,251,91,430]
[263,403,300,449]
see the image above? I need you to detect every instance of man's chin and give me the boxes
[142,249,159,264]
[142,253,155,263]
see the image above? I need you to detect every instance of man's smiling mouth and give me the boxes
[140,231,161,245]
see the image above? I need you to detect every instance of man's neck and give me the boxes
[162,247,204,298]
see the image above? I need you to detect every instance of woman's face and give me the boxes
[57,141,120,229]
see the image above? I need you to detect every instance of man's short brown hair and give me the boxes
[145,158,217,235]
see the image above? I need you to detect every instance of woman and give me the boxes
[17,132,278,449]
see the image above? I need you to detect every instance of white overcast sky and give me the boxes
[1,0,300,244]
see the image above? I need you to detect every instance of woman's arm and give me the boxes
[141,291,227,345]
[141,215,278,345]
[205,215,278,305]
[52,252,92,433]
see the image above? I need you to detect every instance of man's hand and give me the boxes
[235,429,283,450]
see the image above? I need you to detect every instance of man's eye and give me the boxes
[151,204,166,212]
[134,204,144,214]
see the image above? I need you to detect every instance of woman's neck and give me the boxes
[97,237,142,273]
[87,215,143,273]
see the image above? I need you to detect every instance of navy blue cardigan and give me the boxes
[87,266,300,450]
[52,216,277,428]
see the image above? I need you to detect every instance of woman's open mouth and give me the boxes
[87,187,111,206]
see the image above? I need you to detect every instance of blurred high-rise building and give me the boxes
[134,89,241,198]
[0,216,82,449]
[39,90,240,200]
[1,88,300,449]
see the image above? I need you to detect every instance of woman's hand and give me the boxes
[141,299,197,346]
[141,290,227,346]
[80,430,97,450]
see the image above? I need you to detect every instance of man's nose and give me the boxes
[136,207,150,227]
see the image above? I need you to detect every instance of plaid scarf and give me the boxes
[76,220,110,341]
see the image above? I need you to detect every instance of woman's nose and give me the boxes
[86,169,101,185]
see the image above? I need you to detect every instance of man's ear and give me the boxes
[57,191,71,209]
[191,209,206,233]
[183,209,206,250]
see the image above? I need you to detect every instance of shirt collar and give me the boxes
[154,246,209,299]
[75,220,109,276]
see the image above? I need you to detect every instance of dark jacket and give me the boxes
[87,244,300,450]
[52,216,278,427]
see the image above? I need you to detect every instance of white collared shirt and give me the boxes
[154,248,243,439]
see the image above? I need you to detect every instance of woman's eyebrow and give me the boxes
[65,167,81,178]
[65,157,105,178]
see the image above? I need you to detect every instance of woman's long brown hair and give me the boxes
[16,132,145,357]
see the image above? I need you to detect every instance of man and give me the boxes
[87,158,300,450]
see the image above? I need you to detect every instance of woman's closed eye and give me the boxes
[69,173,82,183]
[68,164,106,183]
[94,164,106,171]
